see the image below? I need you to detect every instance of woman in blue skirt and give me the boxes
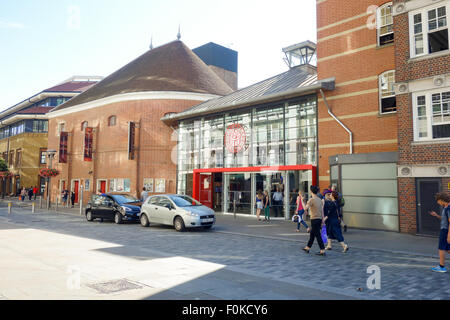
[323,191,349,253]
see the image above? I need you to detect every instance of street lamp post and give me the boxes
[45,150,57,210]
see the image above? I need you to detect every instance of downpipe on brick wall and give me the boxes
[319,89,353,154]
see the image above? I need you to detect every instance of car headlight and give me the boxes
[121,206,132,213]
[186,211,199,217]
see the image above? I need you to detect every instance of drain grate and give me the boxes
[87,279,143,294]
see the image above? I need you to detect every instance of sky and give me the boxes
[0,0,317,111]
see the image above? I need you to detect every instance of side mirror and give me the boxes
[165,203,173,210]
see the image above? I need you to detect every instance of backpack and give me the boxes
[339,196,345,208]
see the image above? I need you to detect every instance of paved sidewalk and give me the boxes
[0,197,441,259]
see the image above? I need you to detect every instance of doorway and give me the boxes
[416,178,442,236]
[199,174,212,209]
[212,173,223,212]
[72,180,80,204]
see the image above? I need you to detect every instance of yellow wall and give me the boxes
[0,133,48,193]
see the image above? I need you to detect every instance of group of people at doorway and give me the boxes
[60,189,76,208]
[19,186,38,201]
[255,184,349,255]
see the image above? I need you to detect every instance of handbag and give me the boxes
[321,225,328,244]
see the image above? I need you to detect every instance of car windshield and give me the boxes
[170,195,202,207]
[110,195,139,204]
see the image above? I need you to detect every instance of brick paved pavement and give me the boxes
[0,200,449,300]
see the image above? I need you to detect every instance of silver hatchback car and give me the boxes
[139,194,215,232]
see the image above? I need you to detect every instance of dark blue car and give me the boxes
[85,193,142,224]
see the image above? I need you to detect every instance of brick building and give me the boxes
[0,77,99,196]
[317,0,399,231]
[47,41,234,205]
[393,0,450,235]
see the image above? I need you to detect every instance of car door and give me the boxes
[157,196,175,225]
[146,196,162,223]
[90,195,103,218]
[101,196,117,220]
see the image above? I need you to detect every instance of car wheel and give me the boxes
[140,213,149,227]
[114,212,123,224]
[174,216,185,232]
[86,210,94,222]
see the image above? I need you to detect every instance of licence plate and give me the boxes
[203,218,214,223]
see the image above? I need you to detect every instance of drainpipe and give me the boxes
[319,89,353,154]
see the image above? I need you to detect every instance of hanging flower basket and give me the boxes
[0,171,13,179]
[39,168,59,178]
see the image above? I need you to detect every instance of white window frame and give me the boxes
[412,87,450,142]
[409,2,450,58]
[379,70,397,114]
[377,2,394,46]
[57,122,66,137]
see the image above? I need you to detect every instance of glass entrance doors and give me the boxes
[224,173,252,214]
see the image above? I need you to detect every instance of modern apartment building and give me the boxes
[0,77,100,196]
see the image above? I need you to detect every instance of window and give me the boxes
[8,150,14,167]
[108,116,117,126]
[58,123,66,136]
[410,4,449,57]
[33,120,48,133]
[414,89,450,141]
[377,3,394,46]
[81,121,88,131]
[379,70,397,113]
[15,149,22,167]
[40,149,47,164]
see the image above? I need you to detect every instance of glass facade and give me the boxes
[0,120,49,140]
[177,95,317,218]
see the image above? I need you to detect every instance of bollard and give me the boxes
[79,189,83,216]
[39,196,42,209]
[233,200,236,219]
[56,196,59,212]
[8,202,12,214]
[32,202,35,214]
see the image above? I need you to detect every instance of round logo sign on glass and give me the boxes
[225,123,246,154]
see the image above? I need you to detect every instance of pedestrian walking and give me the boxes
[302,186,326,256]
[28,188,33,201]
[263,190,270,222]
[20,187,27,202]
[255,191,263,221]
[71,191,76,208]
[429,192,450,273]
[272,187,283,217]
[293,191,309,232]
[33,186,38,200]
[332,184,347,233]
[324,191,349,253]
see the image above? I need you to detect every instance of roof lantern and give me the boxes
[282,40,317,68]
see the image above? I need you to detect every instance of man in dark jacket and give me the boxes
[28,188,33,201]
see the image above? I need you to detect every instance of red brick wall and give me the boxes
[317,0,397,190]
[48,98,203,204]
[398,177,417,234]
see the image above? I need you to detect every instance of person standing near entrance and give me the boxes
[255,191,263,221]
[263,190,270,222]
[27,187,33,201]
[273,187,283,217]
[71,191,76,208]
[62,190,69,207]
[302,186,326,256]
[141,187,149,202]
[429,192,450,273]
[33,186,38,200]
[20,187,27,202]
[294,191,309,232]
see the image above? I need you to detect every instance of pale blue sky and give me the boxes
[0,0,317,111]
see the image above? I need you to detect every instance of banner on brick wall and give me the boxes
[84,127,93,162]
[128,122,135,160]
[59,132,68,163]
